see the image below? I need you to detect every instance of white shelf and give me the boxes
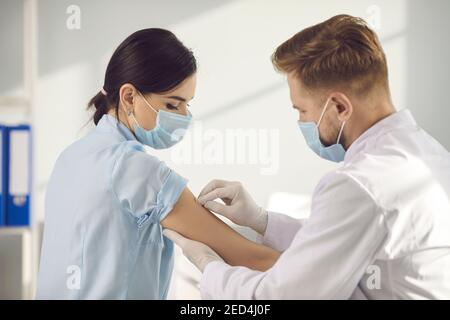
[0,0,38,300]
[0,97,30,108]
[0,227,32,233]
[0,227,33,299]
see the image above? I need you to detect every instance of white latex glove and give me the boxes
[163,229,223,272]
[197,179,268,235]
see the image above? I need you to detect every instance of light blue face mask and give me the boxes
[297,97,346,162]
[129,91,192,149]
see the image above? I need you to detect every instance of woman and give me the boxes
[37,28,279,299]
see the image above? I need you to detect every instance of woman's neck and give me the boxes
[107,108,134,132]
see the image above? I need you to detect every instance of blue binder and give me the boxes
[5,125,31,226]
[0,125,6,226]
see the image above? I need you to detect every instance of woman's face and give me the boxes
[120,73,197,131]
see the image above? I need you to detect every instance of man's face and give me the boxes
[287,72,343,147]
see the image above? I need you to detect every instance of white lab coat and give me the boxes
[200,109,450,299]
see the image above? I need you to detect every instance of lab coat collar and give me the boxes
[344,109,417,163]
[96,114,138,142]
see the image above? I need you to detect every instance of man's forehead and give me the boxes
[288,75,309,99]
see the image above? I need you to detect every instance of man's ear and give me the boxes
[330,92,353,122]
[119,83,137,114]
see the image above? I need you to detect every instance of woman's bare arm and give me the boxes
[161,187,280,271]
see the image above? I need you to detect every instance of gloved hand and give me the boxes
[163,229,223,272]
[197,179,268,235]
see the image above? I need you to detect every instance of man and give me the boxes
[164,14,450,299]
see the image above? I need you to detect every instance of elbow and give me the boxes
[258,251,281,271]
[244,251,281,272]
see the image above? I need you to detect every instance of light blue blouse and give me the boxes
[37,114,188,299]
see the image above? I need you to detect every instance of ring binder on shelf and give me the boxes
[5,125,31,227]
[0,125,6,226]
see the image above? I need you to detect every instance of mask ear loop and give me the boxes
[317,97,346,145]
[120,101,139,130]
[137,91,158,114]
[127,91,159,130]
[336,121,346,144]
[317,97,332,128]
[128,110,140,129]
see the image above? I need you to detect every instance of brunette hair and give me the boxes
[87,28,197,125]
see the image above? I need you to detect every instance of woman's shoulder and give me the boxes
[112,140,167,171]
[110,141,181,199]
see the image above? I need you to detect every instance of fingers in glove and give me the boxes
[197,179,229,199]
[203,200,234,218]
[198,186,236,205]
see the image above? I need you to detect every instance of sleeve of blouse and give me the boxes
[111,147,188,223]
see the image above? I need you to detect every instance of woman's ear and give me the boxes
[119,83,137,114]
[330,92,353,122]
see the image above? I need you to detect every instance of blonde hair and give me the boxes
[272,14,389,95]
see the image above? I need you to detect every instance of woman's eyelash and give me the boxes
[166,103,191,109]
[166,103,178,110]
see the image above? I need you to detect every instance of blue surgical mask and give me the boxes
[297,97,346,162]
[129,91,192,149]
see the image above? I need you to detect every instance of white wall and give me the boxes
[28,0,449,224]
[0,0,448,238]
